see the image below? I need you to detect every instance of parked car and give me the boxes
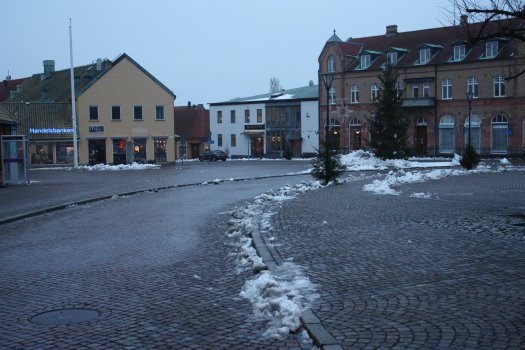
[199,150,228,161]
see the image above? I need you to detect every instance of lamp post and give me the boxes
[321,73,334,144]
[466,91,474,149]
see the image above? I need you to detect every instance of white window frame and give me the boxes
[463,114,481,152]
[439,115,455,153]
[329,86,336,104]
[453,44,466,61]
[350,84,359,103]
[419,48,431,64]
[493,75,506,97]
[442,79,453,100]
[467,76,479,98]
[485,41,499,58]
[360,54,371,69]
[423,81,430,97]
[387,51,398,65]
[328,55,336,73]
[491,114,508,154]
[412,84,419,98]
[370,83,379,101]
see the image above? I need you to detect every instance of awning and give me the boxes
[242,130,265,135]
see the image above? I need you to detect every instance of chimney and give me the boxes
[460,14,468,25]
[96,58,102,71]
[187,101,191,108]
[386,25,398,37]
[43,60,55,75]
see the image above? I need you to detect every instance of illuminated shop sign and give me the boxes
[29,128,74,134]
[89,125,105,133]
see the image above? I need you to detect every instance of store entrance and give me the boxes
[250,136,263,158]
[88,139,106,165]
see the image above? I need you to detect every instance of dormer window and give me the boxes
[328,55,336,72]
[453,44,466,61]
[387,51,398,65]
[419,48,431,64]
[360,54,371,69]
[485,41,499,58]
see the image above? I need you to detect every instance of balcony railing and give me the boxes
[402,98,435,108]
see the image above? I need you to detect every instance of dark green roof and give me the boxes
[327,30,343,43]
[211,84,318,106]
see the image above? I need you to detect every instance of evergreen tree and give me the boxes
[311,139,346,185]
[369,64,409,159]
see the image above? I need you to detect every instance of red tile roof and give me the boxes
[0,78,29,102]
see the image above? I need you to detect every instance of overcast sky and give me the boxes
[3,0,454,106]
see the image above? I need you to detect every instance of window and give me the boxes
[350,85,359,103]
[112,106,120,120]
[257,109,262,123]
[439,115,455,153]
[467,76,479,98]
[493,75,505,97]
[217,110,222,123]
[412,84,419,98]
[154,138,167,162]
[329,86,336,104]
[218,134,223,147]
[360,54,371,69]
[423,81,430,97]
[230,110,236,123]
[155,106,165,120]
[112,138,127,164]
[442,79,452,100]
[419,48,431,64]
[328,55,336,73]
[133,138,146,162]
[453,44,466,61]
[387,51,398,65]
[485,41,499,58]
[231,134,236,147]
[134,106,143,120]
[463,115,481,152]
[89,106,98,121]
[245,109,250,123]
[370,84,379,101]
[491,114,508,153]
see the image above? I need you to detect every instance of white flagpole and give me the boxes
[69,18,79,167]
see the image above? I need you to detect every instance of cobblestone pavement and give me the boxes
[0,178,315,349]
[269,171,525,349]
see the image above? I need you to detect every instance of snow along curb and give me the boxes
[248,214,342,349]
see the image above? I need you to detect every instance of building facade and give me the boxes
[319,19,525,156]
[4,54,176,165]
[209,84,319,158]
[77,54,176,164]
[174,103,210,159]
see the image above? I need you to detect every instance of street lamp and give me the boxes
[321,72,334,144]
[466,91,474,149]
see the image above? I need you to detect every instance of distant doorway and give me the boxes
[88,139,106,165]
[251,136,263,158]
[416,117,427,155]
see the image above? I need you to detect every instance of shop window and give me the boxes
[154,138,167,162]
[491,114,508,153]
[112,138,127,164]
[133,139,147,162]
[439,115,455,153]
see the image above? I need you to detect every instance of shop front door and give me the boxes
[416,125,427,155]
[250,137,263,158]
[88,139,106,165]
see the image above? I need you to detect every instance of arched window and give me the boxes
[417,117,427,126]
[328,55,336,73]
[463,114,481,152]
[491,114,508,153]
[349,117,362,150]
[439,115,455,154]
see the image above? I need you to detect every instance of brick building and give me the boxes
[174,103,210,159]
[318,18,525,156]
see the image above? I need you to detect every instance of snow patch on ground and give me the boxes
[341,150,456,171]
[410,192,432,199]
[75,162,161,171]
[226,181,323,340]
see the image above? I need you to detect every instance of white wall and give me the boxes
[209,103,265,157]
[300,101,319,155]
